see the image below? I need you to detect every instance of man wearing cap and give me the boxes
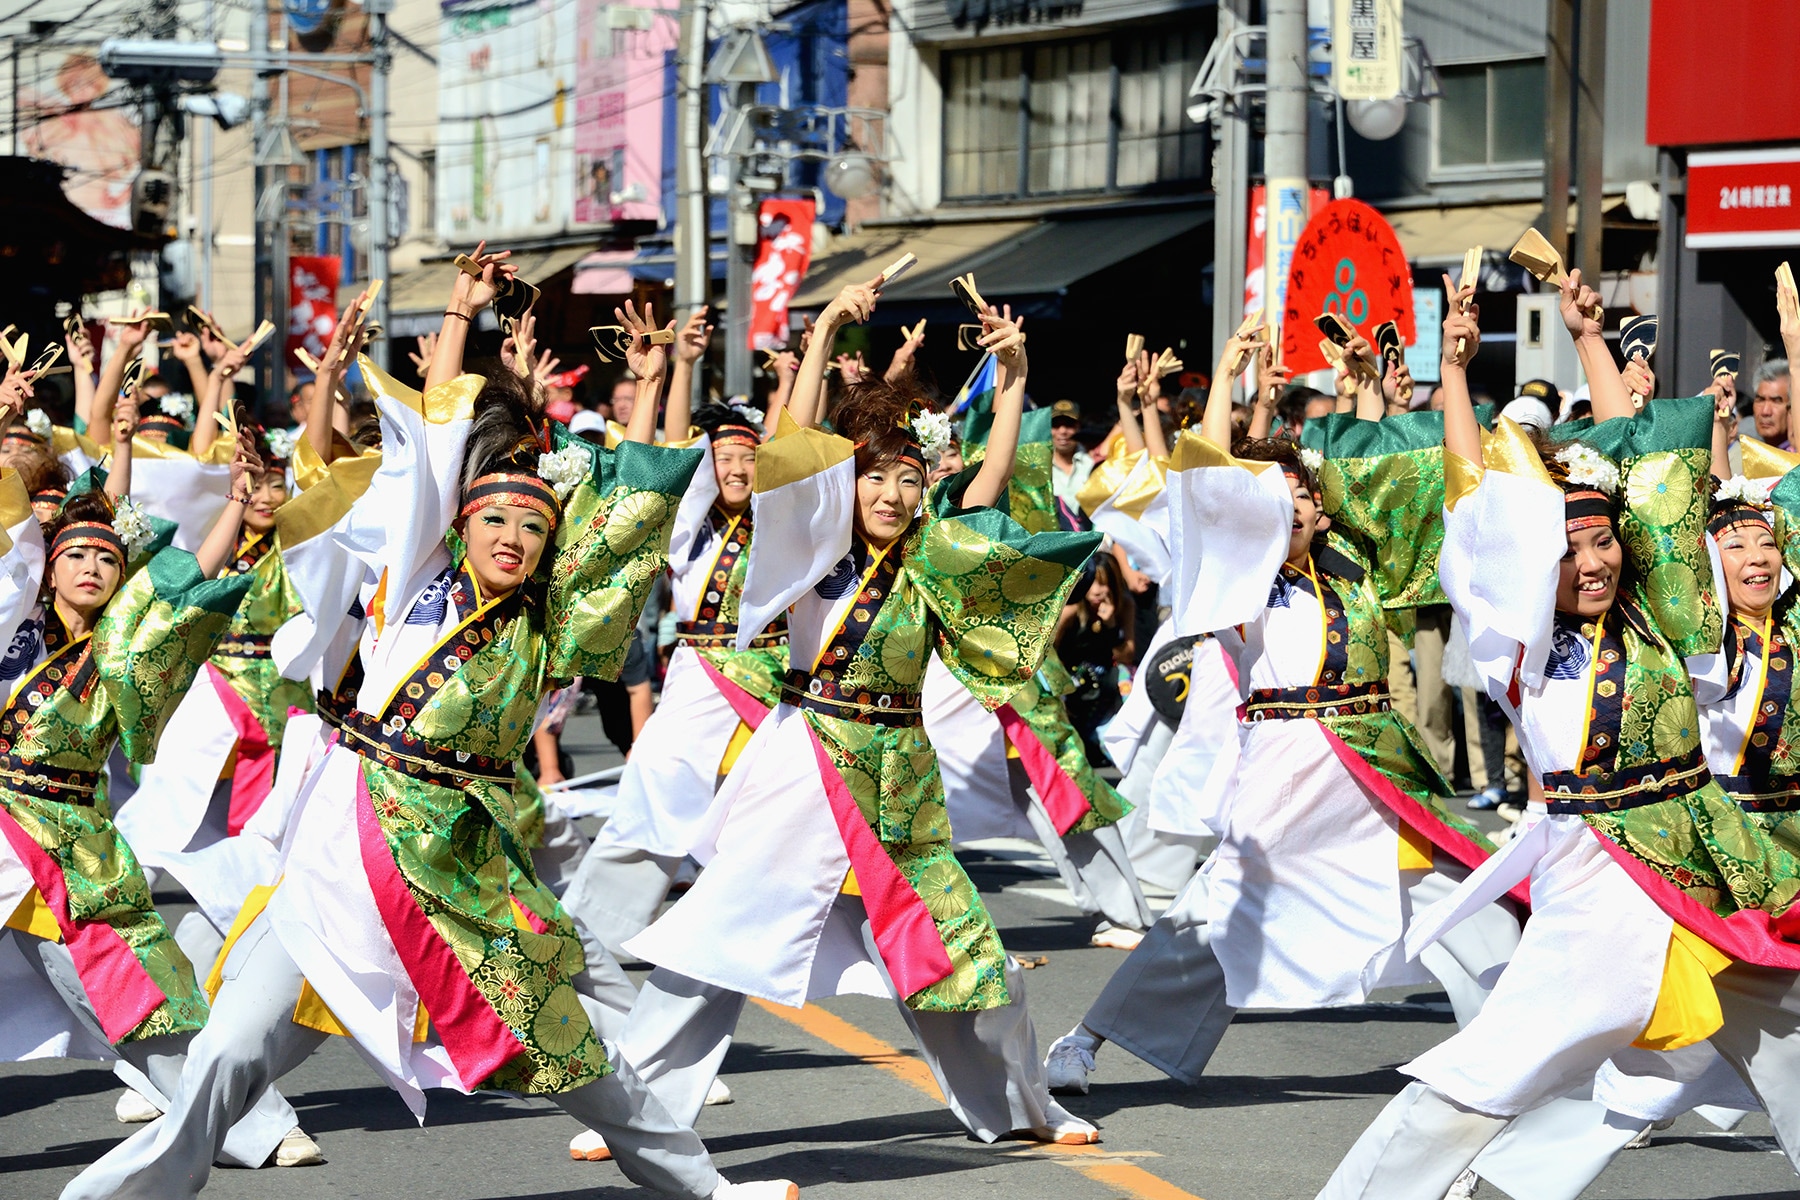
[1050,399,1094,504]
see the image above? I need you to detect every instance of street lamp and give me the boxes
[97,39,223,84]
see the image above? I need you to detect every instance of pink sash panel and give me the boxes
[1591,834,1800,971]
[694,653,774,731]
[995,704,1093,836]
[355,768,527,1089]
[0,809,167,1043]
[209,664,278,837]
[806,726,954,1000]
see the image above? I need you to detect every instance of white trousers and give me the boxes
[59,911,723,1200]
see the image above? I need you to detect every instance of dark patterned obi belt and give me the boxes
[318,695,517,790]
[0,755,99,803]
[676,620,788,652]
[781,668,920,728]
[1711,772,1800,813]
[1543,748,1712,814]
[213,631,274,661]
[1245,682,1390,723]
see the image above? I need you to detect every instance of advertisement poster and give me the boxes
[19,49,141,230]
[573,0,674,225]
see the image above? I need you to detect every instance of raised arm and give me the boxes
[91,316,150,441]
[615,300,671,445]
[195,436,260,579]
[1560,270,1630,422]
[763,350,798,433]
[664,306,711,442]
[790,277,881,429]
[1201,328,1258,449]
[1137,353,1171,460]
[192,335,252,458]
[960,307,1027,510]
[1440,274,1483,467]
[104,391,136,502]
[1345,333,1385,421]
[67,324,96,428]
[1777,271,1800,440]
[885,320,925,383]
[1248,342,1290,439]
[428,242,514,392]
[1113,360,1146,455]
[307,294,370,462]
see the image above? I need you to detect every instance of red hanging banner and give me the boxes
[287,255,342,372]
[749,198,815,351]
[1279,199,1415,376]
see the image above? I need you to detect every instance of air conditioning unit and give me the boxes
[1515,292,1584,395]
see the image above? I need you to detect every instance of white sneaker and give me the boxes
[704,1076,734,1106]
[711,1181,799,1199]
[1032,1099,1099,1145]
[274,1127,323,1167]
[114,1088,162,1123]
[569,1128,612,1161]
[1044,1034,1097,1096]
[1089,926,1144,950]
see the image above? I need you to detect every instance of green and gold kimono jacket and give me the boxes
[959,409,1127,834]
[308,428,700,1096]
[0,543,254,1046]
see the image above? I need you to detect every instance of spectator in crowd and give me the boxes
[1056,554,1136,764]
[1752,357,1791,449]
[1050,398,1094,504]
[1276,384,1332,436]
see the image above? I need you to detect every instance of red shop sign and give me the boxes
[1686,149,1800,249]
[1280,199,1415,376]
[287,255,341,372]
[749,198,816,351]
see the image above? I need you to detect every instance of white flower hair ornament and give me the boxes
[728,401,766,433]
[1714,475,1771,506]
[158,392,196,423]
[910,409,954,463]
[110,496,155,559]
[25,409,52,440]
[1555,443,1620,495]
[536,444,591,502]
[263,427,298,461]
[1298,447,1325,473]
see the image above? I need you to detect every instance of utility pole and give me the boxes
[1209,0,1248,366]
[252,0,272,406]
[1572,0,1606,285]
[673,0,710,401]
[723,80,755,399]
[366,0,393,369]
[1262,0,1310,340]
[1543,0,1573,263]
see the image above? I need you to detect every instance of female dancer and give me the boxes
[924,402,1153,948]
[62,249,796,1200]
[579,277,1101,1160]
[560,391,785,965]
[1317,274,1800,1199]
[1044,323,1520,1097]
[0,364,314,1170]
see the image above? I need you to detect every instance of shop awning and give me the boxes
[792,207,1209,309]
[1383,197,1631,266]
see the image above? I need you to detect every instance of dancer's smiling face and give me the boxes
[1717,519,1780,621]
[459,503,549,596]
[856,458,922,546]
[1557,523,1622,617]
[713,442,755,512]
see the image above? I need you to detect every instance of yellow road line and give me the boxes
[749,997,1207,1200]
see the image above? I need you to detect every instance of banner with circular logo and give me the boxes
[1280,198,1415,376]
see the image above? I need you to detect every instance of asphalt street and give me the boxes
[2,707,1796,1200]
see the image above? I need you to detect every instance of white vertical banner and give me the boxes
[1332,0,1404,101]
[1264,177,1311,346]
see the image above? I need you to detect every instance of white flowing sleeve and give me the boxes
[0,470,43,652]
[735,419,855,652]
[1437,445,1564,698]
[1086,452,1173,587]
[1164,433,1291,638]
[333,360,476,622]
[668,434,721,570]
[121,438,232,553]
